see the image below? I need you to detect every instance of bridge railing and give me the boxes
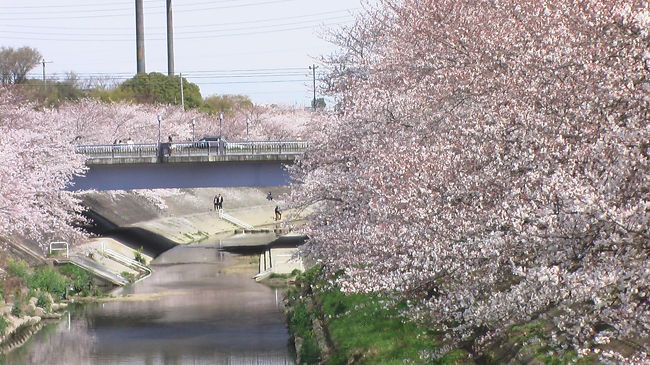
[75,143,159,158]
[172,141,221,156]
[75,140,310,159]
[225,141,310,155]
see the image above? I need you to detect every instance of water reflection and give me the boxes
[5,245,294,365]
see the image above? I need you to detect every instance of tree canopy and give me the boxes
[289,0,649,362]
[105,72,202,109]
[0,46,41,85]
[201,94,253,116]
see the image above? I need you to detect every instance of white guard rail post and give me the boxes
[49,241,69,258]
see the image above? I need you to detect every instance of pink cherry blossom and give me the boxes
[288,0,649,361]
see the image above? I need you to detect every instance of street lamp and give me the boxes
[157,115,162,143]
[218,112,224,138]
[191,118,196,141]
[246,118,250,141]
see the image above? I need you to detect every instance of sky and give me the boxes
[0,0,371,106]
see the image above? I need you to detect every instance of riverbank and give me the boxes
[0,187,302,359]
[283,267,599,365]
[2,246,294,364]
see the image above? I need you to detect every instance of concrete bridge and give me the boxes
[70,140,308,191]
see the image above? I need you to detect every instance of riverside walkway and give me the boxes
[75,140,309,165]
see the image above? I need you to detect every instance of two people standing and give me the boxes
[213,194,223,211]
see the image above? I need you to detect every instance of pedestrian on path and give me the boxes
[213,195,219,211]
[216,194,224,210]
[274,206,282,221]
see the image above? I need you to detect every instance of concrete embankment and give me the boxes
[0,187,303,356]
[73,187,302,285]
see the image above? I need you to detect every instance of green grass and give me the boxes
[322,291,442,365]
[285,266,466,365]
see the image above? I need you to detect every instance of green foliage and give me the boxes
[113,72,202,108]
[134,246,146,265]
[286,301,322,364]
[36,292,52,312]
[323,293,441,364]
[121,271,136,283]
[10,305,21,318]
[6,259,29,280]
[19,74,88,108]
[0,315,8,335]
[201,94,253,115]
[285,266,451,364]
[11,294,24,317]
[58,263,97,297]
[27,267,68,300]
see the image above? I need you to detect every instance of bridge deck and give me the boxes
[76,140,308,165]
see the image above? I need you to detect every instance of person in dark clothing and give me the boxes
[216,194,223,210]
[274,206,282,221]
[267,192,273,201]
[213,195,219,211]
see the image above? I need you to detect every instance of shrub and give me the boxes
[36,292,52,312]
[11,294,24,317]
[59,264,92,294]
[6,259,29,279]
[27,267,68,300]
[121,271,136,283]
[134,247,146,265]
[0,315,8,335]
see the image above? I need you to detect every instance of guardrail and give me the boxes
[101,245,152,283]
[75,140,309,159]
[218,209,254,229]
[49,241,69,258]
[75,143,158,158]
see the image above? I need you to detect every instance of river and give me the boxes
[4,245,295,365]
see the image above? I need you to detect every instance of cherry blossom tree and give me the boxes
[56,99,309,144]
[0,87,87,248]
[289,0,649,361]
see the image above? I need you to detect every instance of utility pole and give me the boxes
[166,0,175,76]
[309,64,318,110]
[179,73,185,111]
[135,0,146,74]
[41,59,52,84]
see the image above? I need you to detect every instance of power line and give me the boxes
[0,20,353,42]
[0,0,272,10]
[0,9,358,31]
[0,0,299,20]
[0,15,352,37]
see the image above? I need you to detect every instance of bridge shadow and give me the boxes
[220,235,308,255]
[81,209,176,257]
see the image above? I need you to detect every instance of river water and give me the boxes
[4,245,295,365]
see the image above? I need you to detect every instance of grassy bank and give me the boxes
[285,266,468,364]
[0,258,109,358]
[285,267,600,365]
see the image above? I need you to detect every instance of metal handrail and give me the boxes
[218,209,254,229]
[49,241,69,258]
[75,143,158,158]
[74,140,309,159]
[101,244,152,283]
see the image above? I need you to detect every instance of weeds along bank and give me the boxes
[0,259,107,357]
[284,266,604,365]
